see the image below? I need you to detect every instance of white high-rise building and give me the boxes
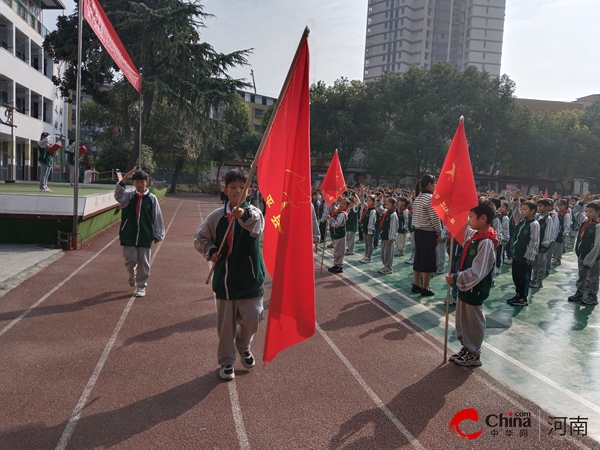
[0,0,68,182]
[363,0,506,81]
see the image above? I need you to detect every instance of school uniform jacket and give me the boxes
[37,137,54,166]
[114,183,165,248]
[573,202,600,267]
[555,209,572,243]
[194,202,265,300]
[455,228,496,306]
[509,198,540,262]
[328,210,348,240]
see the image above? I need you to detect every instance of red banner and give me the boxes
[257,32,315,363]
[83,0,141,93]
[431,117,478,245]
[320,149,346,207]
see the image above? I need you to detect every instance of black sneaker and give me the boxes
[411,283,422,293]
[420,288,435,297]
[568,291,584,302]
[582,294,598,306]
[239,350,256,369]
[219,365,235,380]
[328,266,343,274]
[454,351,482,367]
[506,293,520,303]
[449,347,467,362]
[508,297,528,306]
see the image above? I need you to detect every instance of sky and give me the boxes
[44,0,599,102]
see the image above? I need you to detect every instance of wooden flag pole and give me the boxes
[443,236,455,363]
[205,27,310,284]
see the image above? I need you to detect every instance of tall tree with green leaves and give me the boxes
[44,0,250,170]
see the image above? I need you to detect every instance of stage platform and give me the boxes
[0,182,166,246]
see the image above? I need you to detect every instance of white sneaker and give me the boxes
[404,257,414,264]
[494,267,501,276]
[219,365,235,380]
[135,287,146,297]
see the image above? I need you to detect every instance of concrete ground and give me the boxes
[0,194,597,449]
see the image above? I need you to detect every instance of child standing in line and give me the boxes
[552,199,572,266]
[530,198,557,289]
[499,200,510,267]
[345,193,360,255]
[544,199,559,277]
[395,196,410,257]
[490,198,505,276]
[445,199,498,367]
[568,193,600,305]
[359,195,377,264]
[194,169,266,380]
[405,206,416,265]
[377,196,398,274]
[328,197,349,273]
[114,168,165,298]
[507,190,539,306]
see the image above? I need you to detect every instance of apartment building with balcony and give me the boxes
[0,0,69,181]
[363,0,506,81]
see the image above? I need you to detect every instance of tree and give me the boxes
[44,0,251,171]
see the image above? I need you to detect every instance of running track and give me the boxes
[0,194,596,449]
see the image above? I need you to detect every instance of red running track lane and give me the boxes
[0,194,595,449]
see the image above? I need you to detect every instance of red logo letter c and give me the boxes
[449,408,484,440]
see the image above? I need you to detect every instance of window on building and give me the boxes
[483,41,486,48]
[425,52,429,60]
[486,7,489,13]
[255,109,264,118]
[382,55,386,61]
[385,22,388,29]
[385,11,389,18]
[364,69,369,75]
[484,30,488,37]
[482,52,486,59]
[485,18,489,25]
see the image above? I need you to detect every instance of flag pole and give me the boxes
[72,0,84,247]
[443,236,455,363]
[205,27,310,284]
[138,89,142,169]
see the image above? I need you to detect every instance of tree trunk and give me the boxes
[127,93,154,171]
[215,164,222,186]
[170,159,184,193]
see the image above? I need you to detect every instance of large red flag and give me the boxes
[257,30,314,363]
[431,117,478,245]
[320,149,346,206]
[83,0,141,93]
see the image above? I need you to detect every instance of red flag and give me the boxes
[257,30,314,363]
[544,187,549,198]
[431,117,478,245]
[320,149,346,206]
[83,0,141,93]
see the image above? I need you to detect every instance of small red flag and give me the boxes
[431,117,478,245]
[257,30,314,363]
[320,149,346,206]
[83,0,141,93]
[544,187,549,198]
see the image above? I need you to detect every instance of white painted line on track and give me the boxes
[0,236,119,338]
[56,200,183,450]
[316,323,425,449]
[320,252,600,416]
[228,382,251,450]
[198,201,251,450]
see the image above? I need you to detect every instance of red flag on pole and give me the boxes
[257,30,314,363]
[83,0,141,93]
[320,149,346,206]
[431,117,478,245]
[544,187,549,198]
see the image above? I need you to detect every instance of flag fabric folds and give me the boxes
[257,33,315,363]
[320,149,347,206]
[83,0,141,93]
[431,117,478,245]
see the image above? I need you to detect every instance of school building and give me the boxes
[0,0,70,182]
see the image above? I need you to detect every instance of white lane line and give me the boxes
[198,201,250,450]
[0,236,119,338]
[228,382,251,450]
[323,268,591,450]
[321,253,600,416]
[56,200,183,450]
[316,323,425,450]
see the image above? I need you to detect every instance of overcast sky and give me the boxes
[45,0,599,102]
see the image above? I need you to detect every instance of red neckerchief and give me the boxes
[557,209,569,217]
[135,191,146,224]
[380,209,392,229]
[458,228,499,272]
[579,220,600,239]
[360,206,372,222]
[501,211,507,216]
[332,208,348,218]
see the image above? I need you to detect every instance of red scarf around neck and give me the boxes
[458,228,499,272]
[579,220,600,238]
